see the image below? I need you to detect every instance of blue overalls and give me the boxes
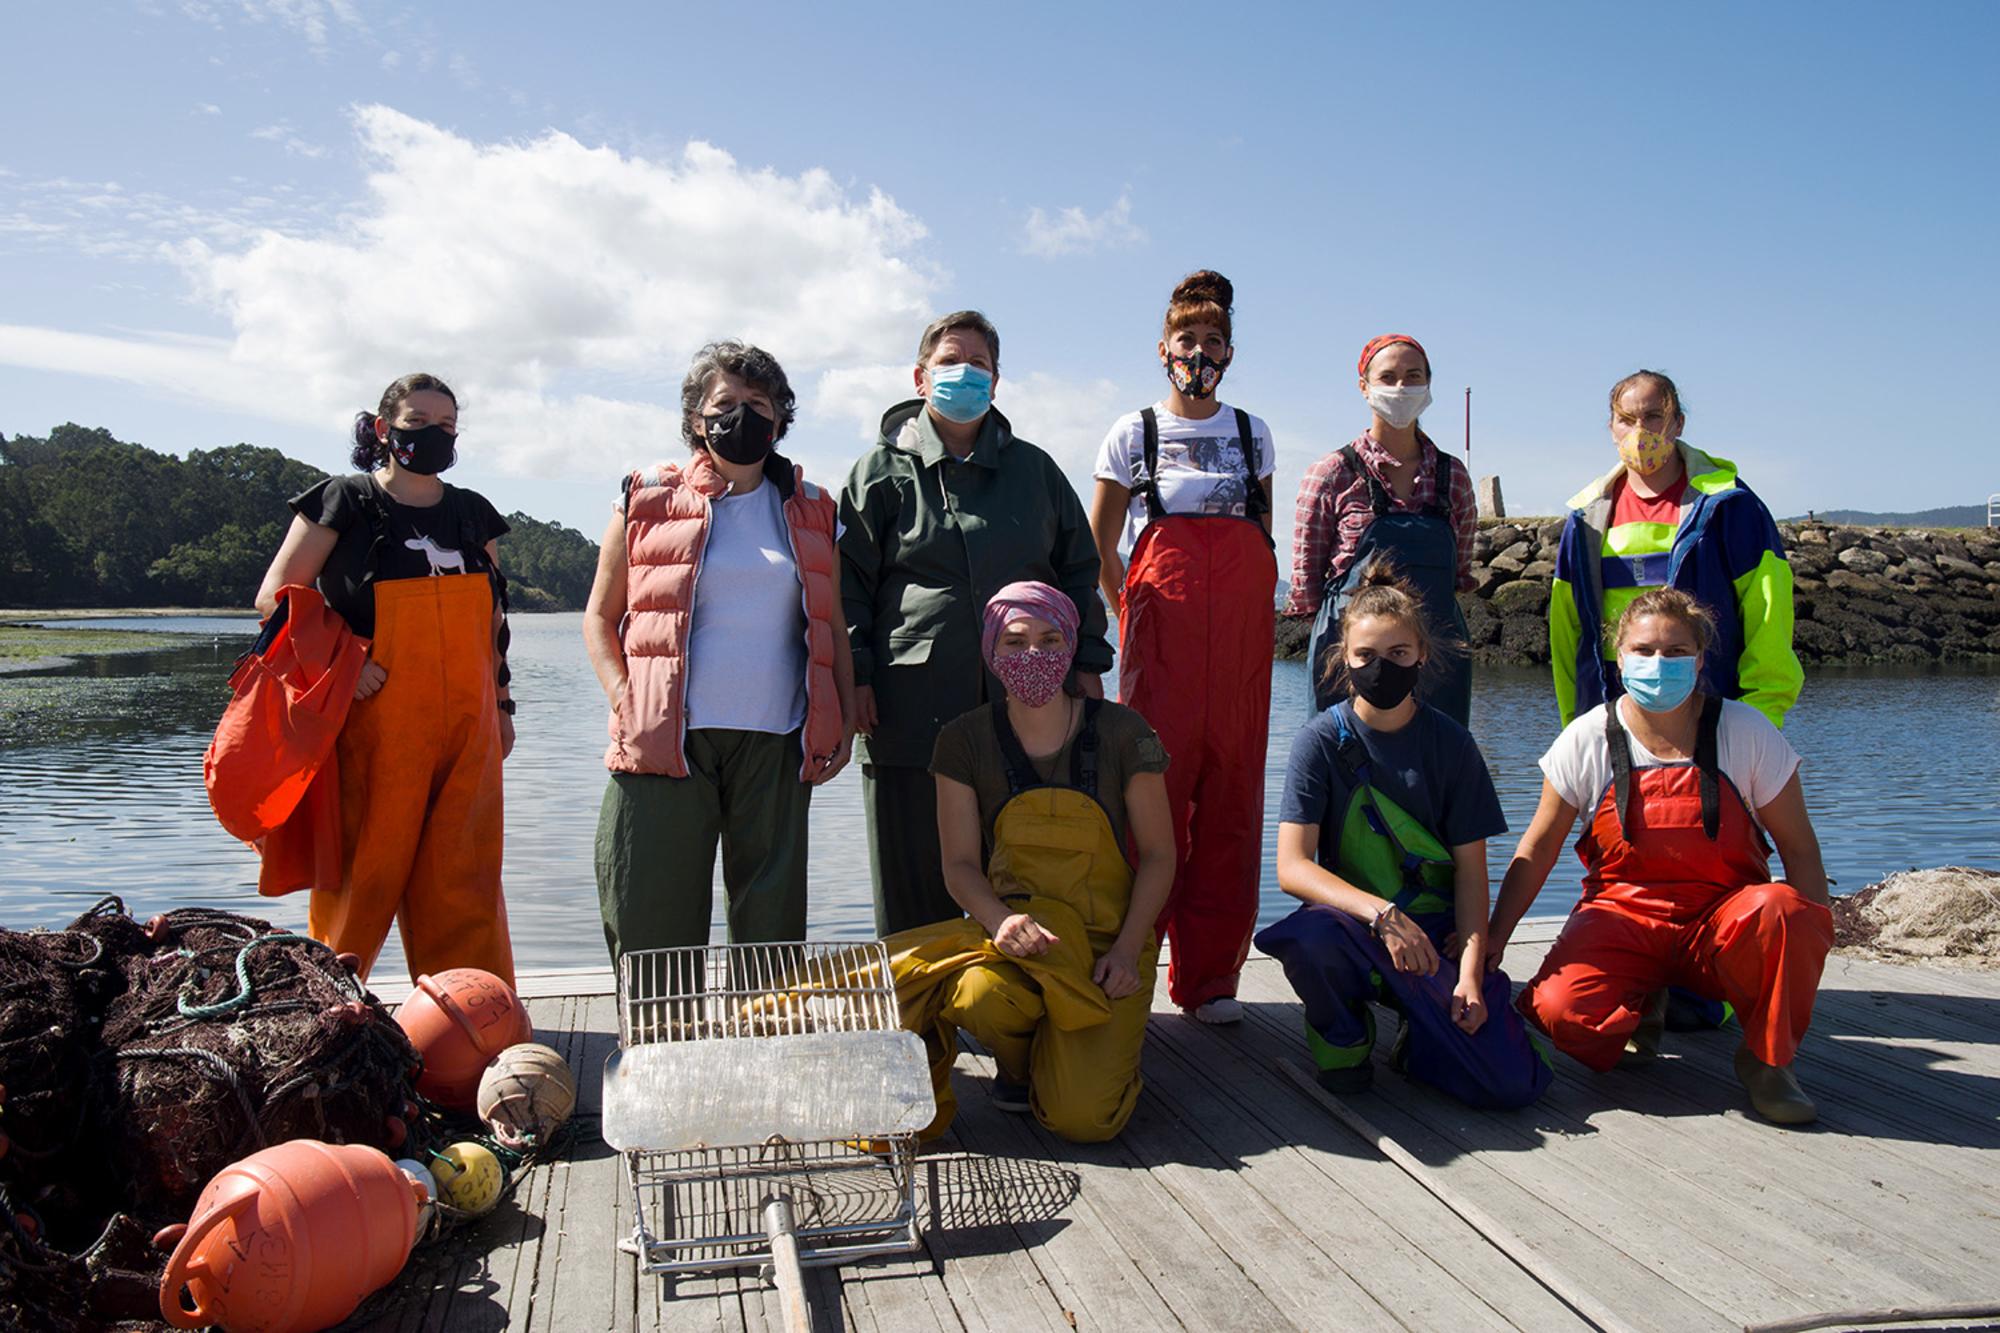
[1255,711,1550,1109]
[1307,445,1471,723]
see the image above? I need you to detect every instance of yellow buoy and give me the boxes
[432,1142,504,1215]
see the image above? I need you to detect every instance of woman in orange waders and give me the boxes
[1089,270,1276,1025]
[255,372,516,987]
[1487,588,1832,1124]
[890,581,1175,1142]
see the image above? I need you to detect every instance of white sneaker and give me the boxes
[1191,997,1244,1025]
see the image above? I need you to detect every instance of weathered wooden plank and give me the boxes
[944,1091,1178,1332]
[1145,1010,1590,1332]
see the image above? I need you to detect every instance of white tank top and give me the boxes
[684,482,809,734]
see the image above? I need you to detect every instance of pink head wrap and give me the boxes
[981,581,1080,670]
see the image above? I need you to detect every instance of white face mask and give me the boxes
[1366,383,1432,430]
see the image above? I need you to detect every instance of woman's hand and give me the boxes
[353,658,388,700]
[853,684,879,736]
[498,711,516,761]
[991,913,1059,959]
[810,731,854,786]
[1377,906,1440,976]
[1450,973,1488,1034]
[1482,928,1511,977]
[1092,944,1142,1000]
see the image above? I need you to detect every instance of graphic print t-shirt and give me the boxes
[289,474,509,637]
[1094,402,1275,558]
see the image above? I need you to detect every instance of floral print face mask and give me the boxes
[994,646,1073,707]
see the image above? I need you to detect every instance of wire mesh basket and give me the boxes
[603,941,934,1285]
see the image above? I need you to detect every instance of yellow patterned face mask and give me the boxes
[1616,428,1675,476]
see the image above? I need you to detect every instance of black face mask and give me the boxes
[387,422,457,475]
[703,403,776,466]
[1349,656,1423,709]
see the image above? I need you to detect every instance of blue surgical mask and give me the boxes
[926,363,993,424]
[1619,653,1699,712]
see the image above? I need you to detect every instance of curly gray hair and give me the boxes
[679,341,797,450]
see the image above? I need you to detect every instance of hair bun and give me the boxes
[1171,269,1233,312]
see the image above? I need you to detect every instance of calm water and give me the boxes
[2,613,1996,979]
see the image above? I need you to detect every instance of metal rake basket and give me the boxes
[602,941,934,1322]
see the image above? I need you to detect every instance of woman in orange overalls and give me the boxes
[1486,587,1831,1124]
[254,372,516,987]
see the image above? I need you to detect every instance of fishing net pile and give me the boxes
[1832,865,2000,968]
[0,897,418,1332]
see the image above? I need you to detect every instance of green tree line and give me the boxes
[0,424,598,611]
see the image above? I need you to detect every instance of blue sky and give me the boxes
[3,1,1995,549]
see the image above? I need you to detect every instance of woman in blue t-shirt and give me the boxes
[1255,564,1550,1108]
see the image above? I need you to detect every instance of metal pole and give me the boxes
[763,1195,813,1333]
[1464,386,1472,472]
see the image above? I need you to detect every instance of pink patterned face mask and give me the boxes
[994,647,1073,707]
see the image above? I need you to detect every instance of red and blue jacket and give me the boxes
[1550,443,1802,728]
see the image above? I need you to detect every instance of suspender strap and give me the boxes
[990,698,1102,800]
[1604,701,1635,841]
[1341,444,1391,516]
[1234,407,1266,524]
[991,700,1038,797]
[1695,694,1723,840]
[1136,408,1169,521]
[1603,695,1724,842]
[1071,699,1102,798]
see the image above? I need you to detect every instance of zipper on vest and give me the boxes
[781,491,819,770]
[678,498,717,775]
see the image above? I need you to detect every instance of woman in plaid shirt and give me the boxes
[1285,334,1477,721]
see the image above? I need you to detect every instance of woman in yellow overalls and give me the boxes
[888,581,1175,1143]
[254,372,516,987]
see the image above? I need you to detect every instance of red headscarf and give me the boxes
[1358,334,1429,379]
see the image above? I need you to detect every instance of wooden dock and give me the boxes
[350,924,2000,1332]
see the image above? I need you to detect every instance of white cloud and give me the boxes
[2,107,941,480]
[249,122,327,158]
[1022,190,1145,259]
[179,0,367,50]
[194,102,223,116]
[994,371,1126,479]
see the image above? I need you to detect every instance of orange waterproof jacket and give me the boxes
[606,451,843,781]
[204,584,370,896]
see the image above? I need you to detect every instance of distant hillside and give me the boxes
[1785,505,1989,528]
[0,424,598,611]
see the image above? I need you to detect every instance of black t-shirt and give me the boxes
[288,474,510,638]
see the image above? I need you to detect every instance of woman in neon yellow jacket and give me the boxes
[1550,370,1802,729]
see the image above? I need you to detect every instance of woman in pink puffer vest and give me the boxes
[583,341,855,962]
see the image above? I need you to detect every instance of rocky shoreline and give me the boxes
[1274,521,2000,666]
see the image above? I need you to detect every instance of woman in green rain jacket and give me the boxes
[839,310,1113,936]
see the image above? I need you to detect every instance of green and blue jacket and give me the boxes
[1550,443,1802,729]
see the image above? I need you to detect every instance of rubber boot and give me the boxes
[1733,1044,1818,1125]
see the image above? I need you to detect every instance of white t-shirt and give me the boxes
[1539,698,1801,832]
[684,482,809,734]
[1093,401,1275,558]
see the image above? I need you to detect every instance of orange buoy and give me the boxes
[393,969,533,1111]
[157,1140,423,1332]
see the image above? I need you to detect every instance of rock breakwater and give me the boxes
[1274,521,2000,666]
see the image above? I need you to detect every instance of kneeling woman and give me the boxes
[1256,566,1550,1108]
[1487,588,1832,1124]
[890,582,1174,1143]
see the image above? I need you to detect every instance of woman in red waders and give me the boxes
[1089,270,1277,1024]
[254,372,517,988]
[1487,588,1832,1124]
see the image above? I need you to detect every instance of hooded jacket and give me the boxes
[839,400,1112,768]
[1550,442,1802,728]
